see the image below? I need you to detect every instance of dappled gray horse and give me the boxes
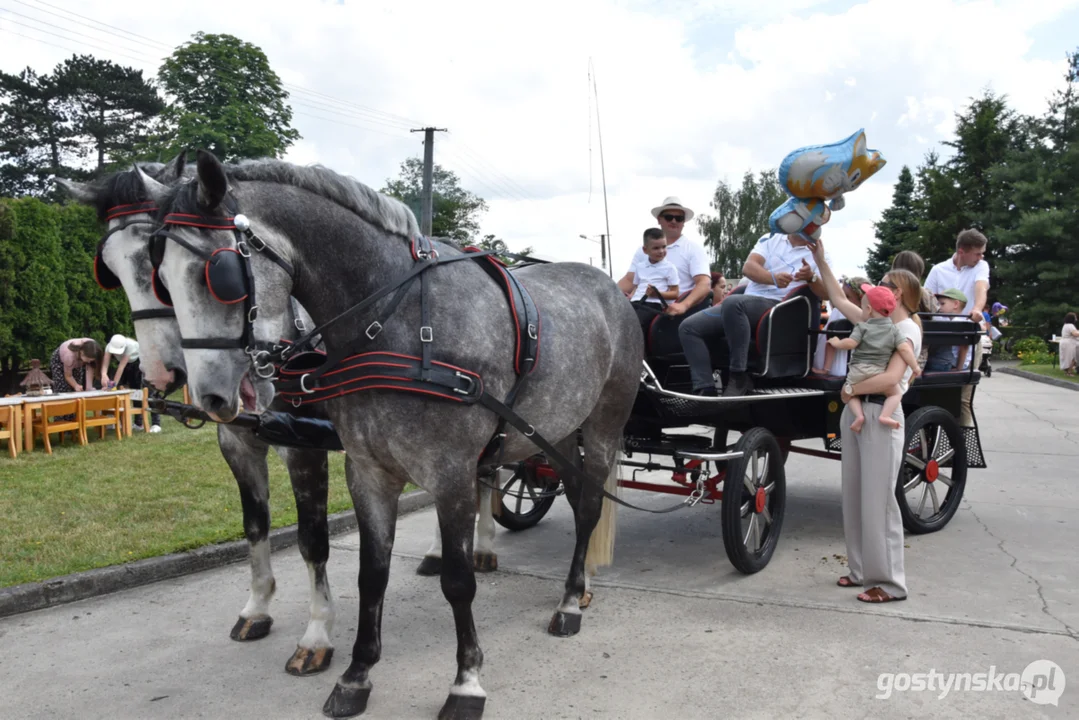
[57,158,338,676]
[140,150,640,719]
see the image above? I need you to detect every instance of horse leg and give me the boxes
[323,457,403,718]
[418,476,498,575]
[217,424,276,642]
[434,471,487,720]
[546,429,617,637]
[275,446,336,676]
[416,518,443,576]
[473,474,498,573]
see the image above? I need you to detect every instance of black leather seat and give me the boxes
[642,284,819,384]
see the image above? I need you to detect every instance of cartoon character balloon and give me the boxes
[768,128,886,243]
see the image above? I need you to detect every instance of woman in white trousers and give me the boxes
[811,240,924,603]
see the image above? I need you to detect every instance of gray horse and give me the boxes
[138,149,640,720]
[57,157,338,676]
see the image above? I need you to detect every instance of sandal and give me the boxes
[836,576,861,588]
[857,587,906,603]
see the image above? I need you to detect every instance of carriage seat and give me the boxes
[710,283,820,380]
[642,283,819,382]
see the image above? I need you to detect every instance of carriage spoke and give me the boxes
[905,454,926,470]
[918,429,929,461]
[933,425,943,454]
[759,453,770,486]
[936,472,953,487]
[743,514,757,548]
[514,477,525,515]
[936,448,955,465]
[740,501,751,517]
[903,474,923,493]
[761,505,773,526]
[761,481,775,496]
[744,476,756,497]
[929,483,941,514]
[917,483,929,517]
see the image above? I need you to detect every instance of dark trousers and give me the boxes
[119,359,160,427]
[632,300,665,334]
[678,293,778,388]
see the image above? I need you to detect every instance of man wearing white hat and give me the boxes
[617,196,712,316]
[103,333,161,432]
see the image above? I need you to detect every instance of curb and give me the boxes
[0,488,434,620]
[997,367,1079,392]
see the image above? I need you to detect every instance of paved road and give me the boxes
[1,373,1076,719]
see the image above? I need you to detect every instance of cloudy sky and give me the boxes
[2,0,1077,278]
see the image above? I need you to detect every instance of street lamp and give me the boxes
[579,233,612,277]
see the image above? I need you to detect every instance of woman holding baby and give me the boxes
[810,240,923,604]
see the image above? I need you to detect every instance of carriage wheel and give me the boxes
[494,459,560,531]
[721,427,786,574]
[896,406,967,534]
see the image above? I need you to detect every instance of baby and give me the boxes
[829,283,921,432]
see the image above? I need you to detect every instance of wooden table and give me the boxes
[12,389,135,452]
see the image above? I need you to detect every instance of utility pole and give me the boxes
[410,126,447,236]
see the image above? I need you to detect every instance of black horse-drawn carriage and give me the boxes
[494,283,987,574]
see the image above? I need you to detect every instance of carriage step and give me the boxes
[675,449,744,462]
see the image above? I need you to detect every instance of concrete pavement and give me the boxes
[1,372,1076,719]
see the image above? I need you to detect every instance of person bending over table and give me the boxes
[678,232,830,397]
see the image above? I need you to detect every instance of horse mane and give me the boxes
[217,158,421,240]
[79,162,167,222]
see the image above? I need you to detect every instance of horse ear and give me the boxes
[54,178,96,204]
[133,164,169,203]
[195,149,228,209]
[163,150,188,182]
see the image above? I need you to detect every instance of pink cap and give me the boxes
[861,283,896,316]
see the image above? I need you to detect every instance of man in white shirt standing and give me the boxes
[678,232,831,396]
[617,197,712,315]
[924,228,990,427]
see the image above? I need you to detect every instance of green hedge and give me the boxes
[0,197,133,393]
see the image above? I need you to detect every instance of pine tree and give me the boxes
[865,165,918,282]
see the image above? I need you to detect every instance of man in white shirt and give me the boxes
[924,228,990,426]
[617,196,712,315]
[678,232,831,396]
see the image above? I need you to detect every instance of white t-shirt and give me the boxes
[630,257,680,303]
[109,336,140,361]
[924,256,990,315]
[626,234,710,294]
[895,317,922,394]
[742,233,833,302]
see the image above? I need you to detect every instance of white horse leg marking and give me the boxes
[449,669,487,698]
[475,484,496,557]
[240,539,275,619]
[299,562,334,650]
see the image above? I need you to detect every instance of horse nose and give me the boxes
[199,392,237,423]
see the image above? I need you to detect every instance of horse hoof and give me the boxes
[473,552,498,573]
[547,611,582,637]
[438,694,486,720]
[416,556,442,576]
[230,615,273,641]
[322,683,370,718]
[286,646,334,676]
[578,590,594,609]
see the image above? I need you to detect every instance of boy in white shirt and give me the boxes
[626,228,680,331]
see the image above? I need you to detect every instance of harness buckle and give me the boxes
[300,373,317,394]
[453,371,476,396]
[247,232,266,252]
[528,323,538,340]
[366,321,383,339]
[248,306,259,324]
[420,326,433,343]
[295,318,306,332]
[237,241,252,258]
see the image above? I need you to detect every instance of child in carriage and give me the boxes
[625,228,680,331]
[828,283,921,432]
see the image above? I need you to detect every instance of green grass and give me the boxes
[1018,364,1079,383]
[0,422,375,588]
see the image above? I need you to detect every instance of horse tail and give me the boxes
[585,442,622,573]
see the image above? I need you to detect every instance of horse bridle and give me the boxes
[94,201,178,323]
[148,199,296,379]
